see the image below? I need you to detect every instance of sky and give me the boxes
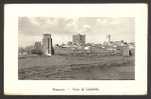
[18,17,135,47]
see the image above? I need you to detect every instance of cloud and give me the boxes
[18,17,44,36]
[65,18,79,33]
[78,24,91,33]
[19,17,135,47]
[19,17,81,36]
[96,18,121,25]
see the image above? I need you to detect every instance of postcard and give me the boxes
[4,4,147,95]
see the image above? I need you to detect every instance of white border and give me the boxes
[4,4,148,95]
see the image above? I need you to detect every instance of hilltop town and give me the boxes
[18,33,135,57]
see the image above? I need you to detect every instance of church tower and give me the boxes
[107,34,111,43]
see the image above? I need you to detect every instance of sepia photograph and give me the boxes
[18,17,135,80]
[4,4,147,95]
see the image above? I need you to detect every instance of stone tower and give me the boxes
[42,34,54,56]
[72,34,86,46]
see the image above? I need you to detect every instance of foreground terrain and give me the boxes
[18,55,135,80]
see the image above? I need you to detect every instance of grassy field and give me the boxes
[18,55,135,80]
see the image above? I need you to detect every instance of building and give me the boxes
[107,34,111,43]
[30,41,43,55]
[72,34,86,46]
[34,41,42,50]
[122,46,130,56]
[42,34,54,56]
[103,34,112,46]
